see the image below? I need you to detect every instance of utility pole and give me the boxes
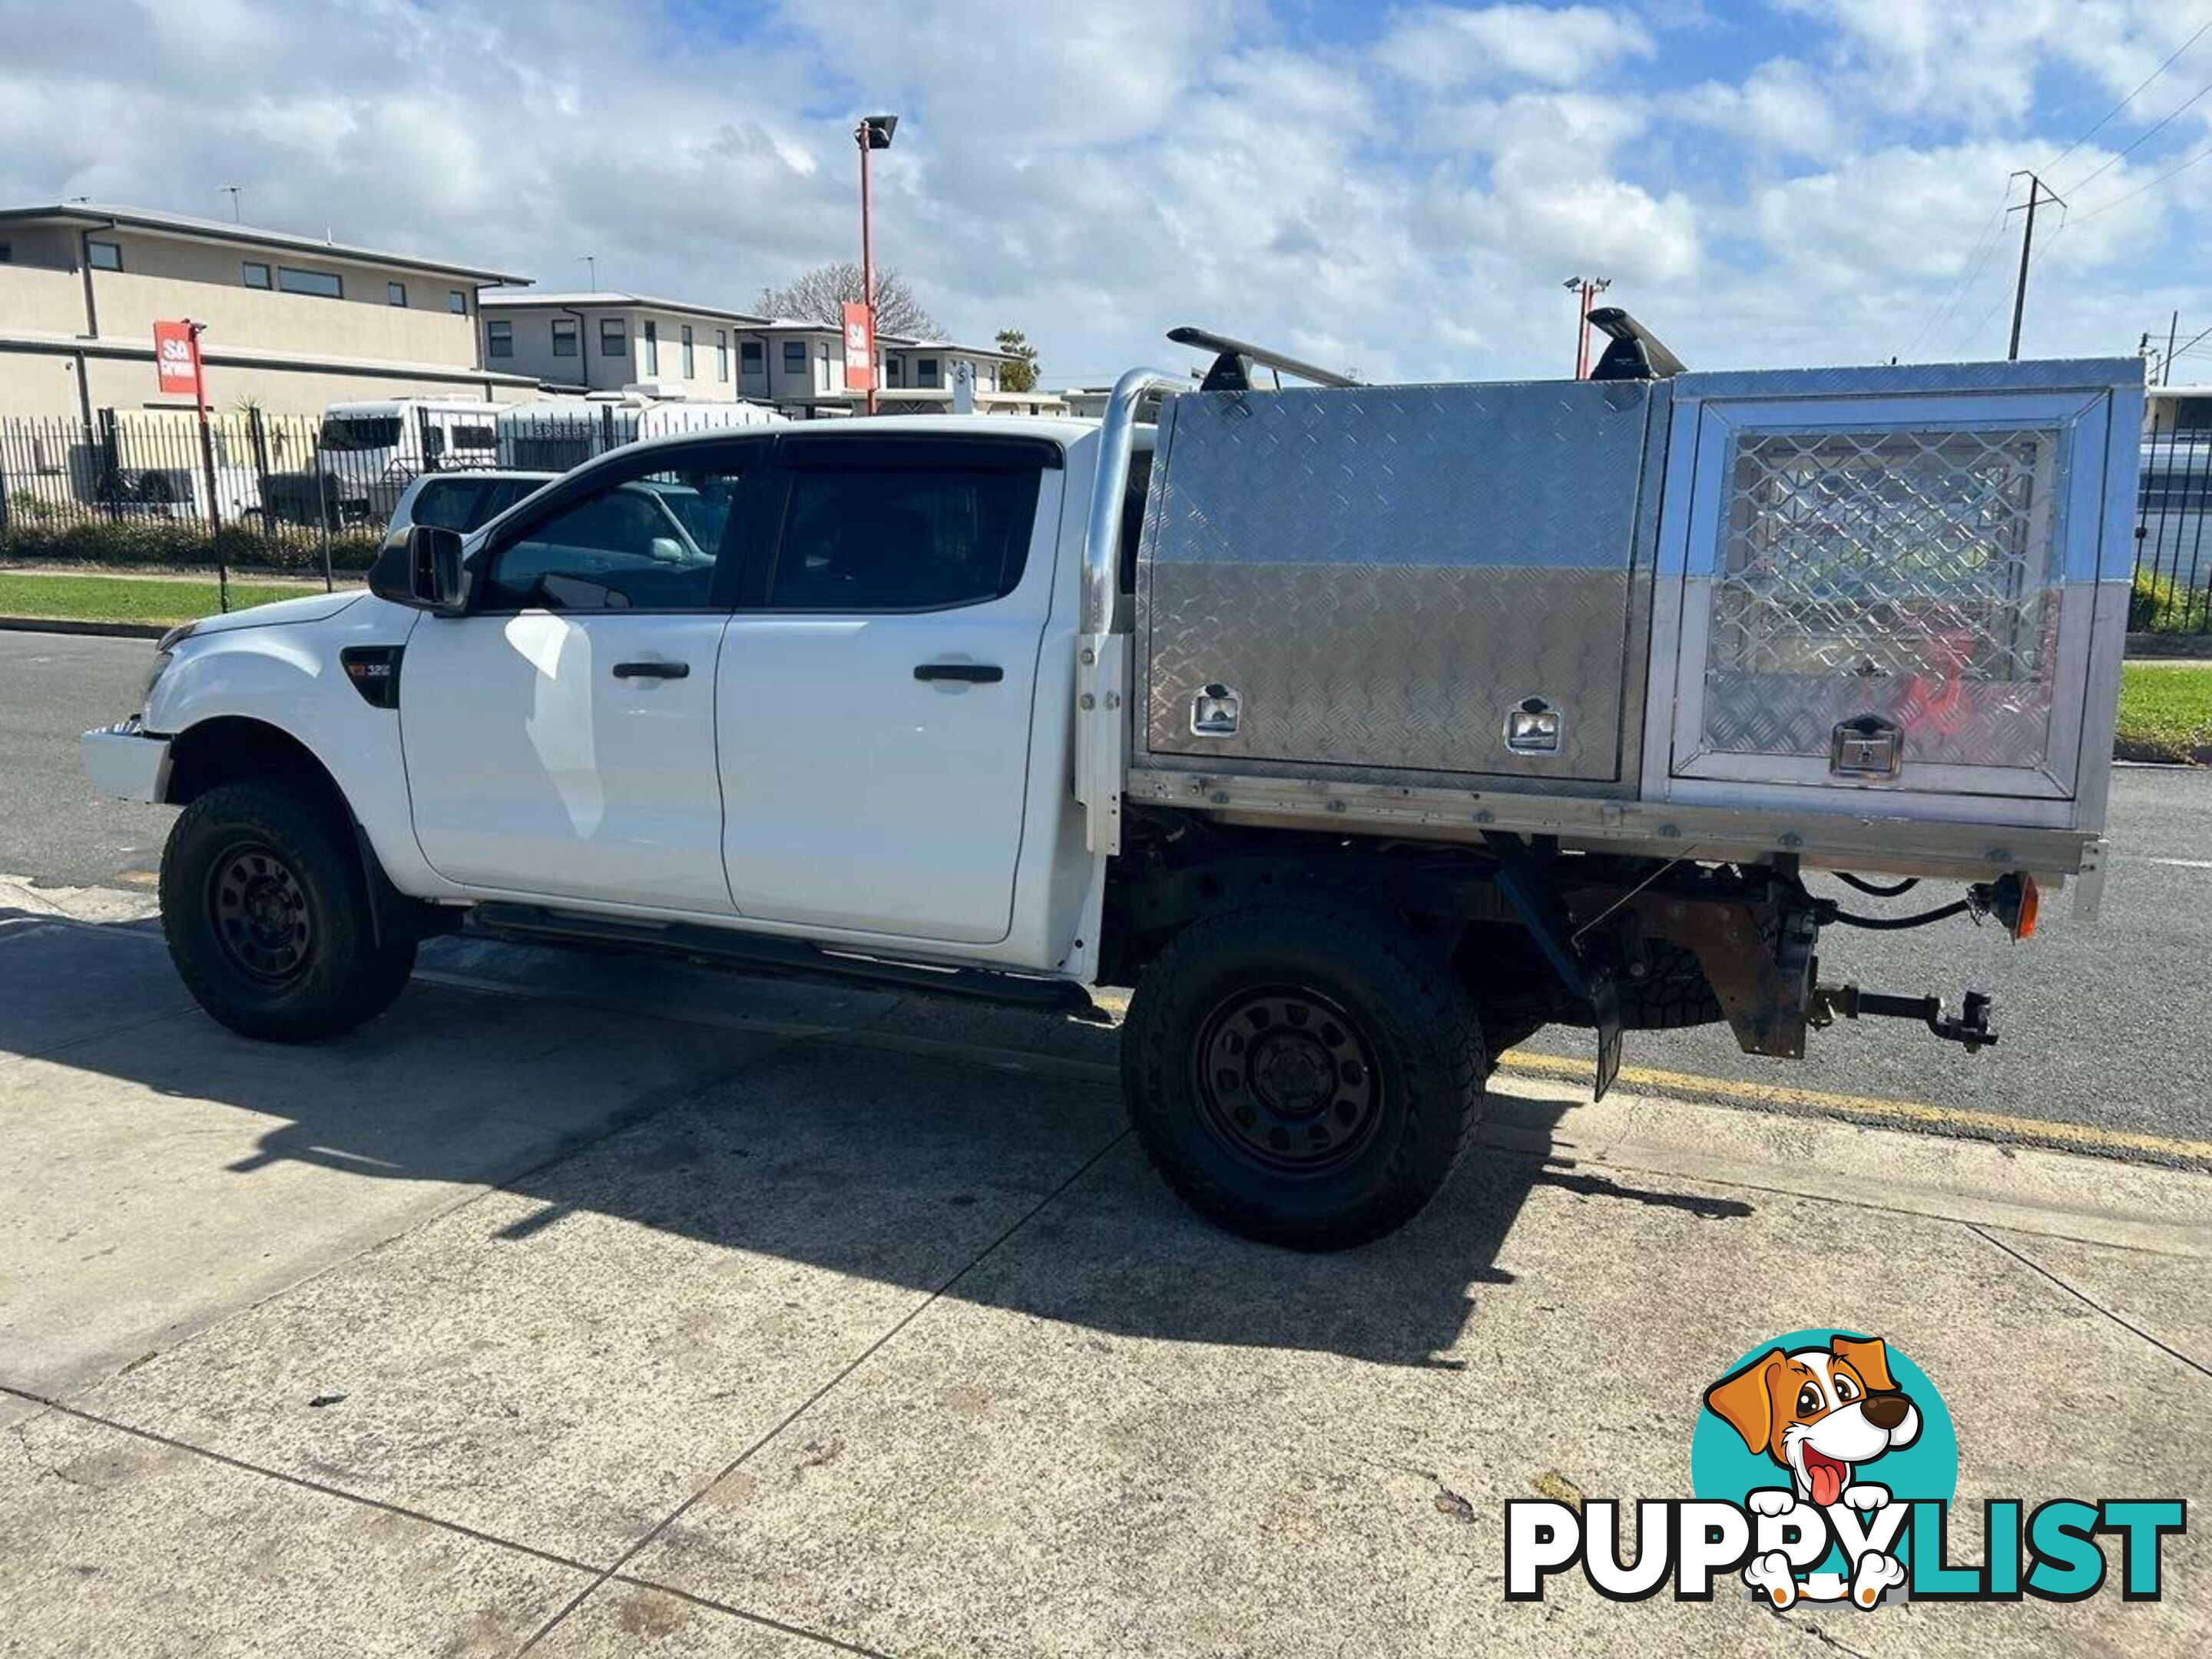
[1561,275,1611,377]
[582,254,597,289]
[2165,310,2181,386]
[220,185,242,223]
[2005,171,2065,362]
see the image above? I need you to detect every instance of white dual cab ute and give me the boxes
[86,320,2142,1250]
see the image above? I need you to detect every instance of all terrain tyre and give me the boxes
[160,778,416,1042]
[1121,894,1487,1250]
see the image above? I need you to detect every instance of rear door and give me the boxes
[715,432,1065,945]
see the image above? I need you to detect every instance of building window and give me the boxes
[681,323,695,378]
[277,267,343,299]
[387,281,409,307]
[87,239,122,272]
[783,340,806,374]
[551,316,580,358]
[740,339,763,373]
[600,316,627,356]
[643,320,658,376]
[487,319,514,358]
[917,357,940,388]
[716,330,729,382]
[449,290,468,314]
[242,261,272,289]
[886,356,903,387]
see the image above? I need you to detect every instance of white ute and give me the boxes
[86,323,2142,1248]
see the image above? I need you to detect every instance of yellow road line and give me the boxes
[1494,1051,2212,1164]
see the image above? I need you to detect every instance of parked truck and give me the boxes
[84,319,2140,1249]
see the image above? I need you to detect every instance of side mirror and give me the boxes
[369,524,469,614]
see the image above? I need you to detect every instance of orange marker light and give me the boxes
[2013,875,2039,939]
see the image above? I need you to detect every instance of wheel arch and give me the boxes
[163,715,349,814]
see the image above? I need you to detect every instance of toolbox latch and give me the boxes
[1830,714,1902,778]
[1504,696,1564,757]
[1188,684,1242,738]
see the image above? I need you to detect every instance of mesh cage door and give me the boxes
[1666,387,2111,803]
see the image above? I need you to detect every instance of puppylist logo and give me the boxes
[1506,1330,2185,1609]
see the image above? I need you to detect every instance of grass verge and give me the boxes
[2115,661,2212,765]
[0,571,326,627]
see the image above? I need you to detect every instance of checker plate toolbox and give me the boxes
[1125,356,2143,887]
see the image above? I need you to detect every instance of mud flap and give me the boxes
[1483,833,1625,1100]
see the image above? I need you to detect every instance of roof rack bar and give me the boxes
[1167,325,1362,391]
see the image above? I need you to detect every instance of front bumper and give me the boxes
[82,720,172,803]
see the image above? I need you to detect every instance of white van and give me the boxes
[316,398,504,523]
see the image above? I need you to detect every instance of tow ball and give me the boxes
[1811,985,1998,1052]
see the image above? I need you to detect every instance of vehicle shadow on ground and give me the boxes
[5,910,1755,1369]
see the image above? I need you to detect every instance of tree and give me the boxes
[755,263,942,340]
[995,328,1040,392]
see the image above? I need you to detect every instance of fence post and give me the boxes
[246,406,275,538]
[96,407,121,524]
[314,421,335,593]
[601,404,616,456]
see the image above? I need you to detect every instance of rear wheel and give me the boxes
[161,778,416,1042]
[1121,895,1486,1250]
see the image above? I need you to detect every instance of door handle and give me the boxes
[613,660,690,680]
[914,662,1003,684]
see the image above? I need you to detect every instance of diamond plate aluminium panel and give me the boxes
[1137,379,1663,784]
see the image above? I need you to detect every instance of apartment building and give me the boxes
[0,203,538,419]
[475,290,770,402]
[477,290,1018,417]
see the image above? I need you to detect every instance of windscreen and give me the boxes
[320,416,403,452]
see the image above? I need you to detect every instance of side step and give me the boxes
[469,903,1100,1017]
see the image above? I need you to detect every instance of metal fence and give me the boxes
[0,402,780,579]
[2136,420,2212,634]
[11,399,2205,632]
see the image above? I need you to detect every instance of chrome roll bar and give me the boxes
[1080,366,1182,637]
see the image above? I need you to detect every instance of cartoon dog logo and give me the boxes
[1704,1335,1923,1608]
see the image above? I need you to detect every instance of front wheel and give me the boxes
[161,778,416,1042]
[1121,895,1487,1250]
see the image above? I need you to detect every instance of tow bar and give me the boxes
[1812,984,1998,1052]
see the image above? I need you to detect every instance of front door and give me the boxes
[401,439,769,912]
[716,432,1064,945]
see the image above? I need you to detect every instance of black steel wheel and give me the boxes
[1193,986,1382,1177]
[1123,892,1487,1250]
[206,840,315,985]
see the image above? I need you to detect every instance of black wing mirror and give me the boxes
[369,524,469,615]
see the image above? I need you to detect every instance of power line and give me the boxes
[2066,73,2212,194]
[2072,133,2212,220]
[1902,184,2017,359]
[2045,18,2212,174]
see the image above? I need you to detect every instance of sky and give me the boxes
[5,0,2212,386]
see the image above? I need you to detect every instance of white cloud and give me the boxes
[1376,4,1656,91]
[0,0,2197,388]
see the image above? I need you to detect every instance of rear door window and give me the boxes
[764,461,1043,611]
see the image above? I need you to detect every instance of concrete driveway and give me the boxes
[2,887,2208,1657]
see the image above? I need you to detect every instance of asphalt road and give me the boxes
[5,628,2208,1154]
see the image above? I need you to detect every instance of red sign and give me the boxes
[842,301,876,392]
[154,319,203,401]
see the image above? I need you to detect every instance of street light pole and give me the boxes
[859,129,876,415]
[1562,275,1611,378]
[856,114,897,416]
